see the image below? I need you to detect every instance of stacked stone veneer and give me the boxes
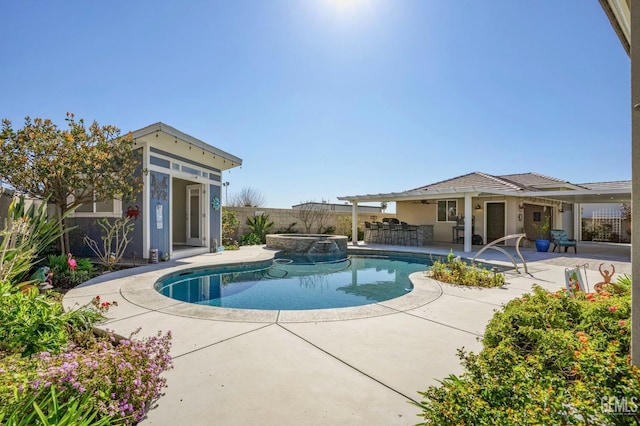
[266,234,348,255]
[417,225,434,246]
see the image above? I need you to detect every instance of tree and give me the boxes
[381,201,388,213]
[221,208,240,247]
[229,187,265,207]
[0,113,142,253]
[293,200,333,234]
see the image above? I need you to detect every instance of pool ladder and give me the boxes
[472,233,528,274]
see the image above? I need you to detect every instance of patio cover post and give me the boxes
[352,202,359,245]
[464,194,472,253]
[631,0,640,367]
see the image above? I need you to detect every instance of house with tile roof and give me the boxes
[338,171,631,253]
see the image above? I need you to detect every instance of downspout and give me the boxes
[352,202,359,245]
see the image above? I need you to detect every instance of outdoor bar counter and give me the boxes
[364,222,434,246]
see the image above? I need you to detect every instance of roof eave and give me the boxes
[131,122,243,166]
[338,187,508,203]
[599,0,631,56]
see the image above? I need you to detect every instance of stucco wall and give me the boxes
[397,198,484,243]
[397,196,551,245]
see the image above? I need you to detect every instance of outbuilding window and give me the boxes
[71,190,122,218]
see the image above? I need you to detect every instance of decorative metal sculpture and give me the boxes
[594,263,615,293]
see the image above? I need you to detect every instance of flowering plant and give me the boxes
[415,278,639,425]
[1,329,172,424]
[91,295,118,313]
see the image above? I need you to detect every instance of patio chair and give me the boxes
[550,229,577,253]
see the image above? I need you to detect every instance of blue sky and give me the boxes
[0,1,630,210]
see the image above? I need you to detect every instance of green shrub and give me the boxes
[221,209,240,248]
[239,233,262,246]
[47,254,95,289]
[246,214,274,244]
[0,282,68,357]
[429,251,504,288]
[319,225,336,234]
[0,384,122,426]
[0,282,110,357]
[275,223,298,234]
[415,282,640,425]
[0,197,65,288]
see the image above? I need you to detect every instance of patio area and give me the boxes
[62,241,630,425]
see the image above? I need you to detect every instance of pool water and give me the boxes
[155,255,432,310]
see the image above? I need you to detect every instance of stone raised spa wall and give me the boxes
[266,234,348,254]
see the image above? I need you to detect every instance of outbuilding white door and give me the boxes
[186,185,202,246]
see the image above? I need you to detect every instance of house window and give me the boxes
[437,200,457,222]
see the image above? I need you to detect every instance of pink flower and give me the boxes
[619,320,627,326]
[609,306,617,313]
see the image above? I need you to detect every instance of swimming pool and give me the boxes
[155,255,434,310]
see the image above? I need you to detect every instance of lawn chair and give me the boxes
[550,229,577,253]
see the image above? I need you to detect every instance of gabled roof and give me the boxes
[337,171,631,204]
[412,172,583,193]
[498,172,585,190]
[411,172,522,192]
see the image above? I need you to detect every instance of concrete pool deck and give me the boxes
[62,242,631,425]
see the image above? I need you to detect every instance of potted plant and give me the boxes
[532,215,550,252]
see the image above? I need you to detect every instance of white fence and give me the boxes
[591,209,622,242]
